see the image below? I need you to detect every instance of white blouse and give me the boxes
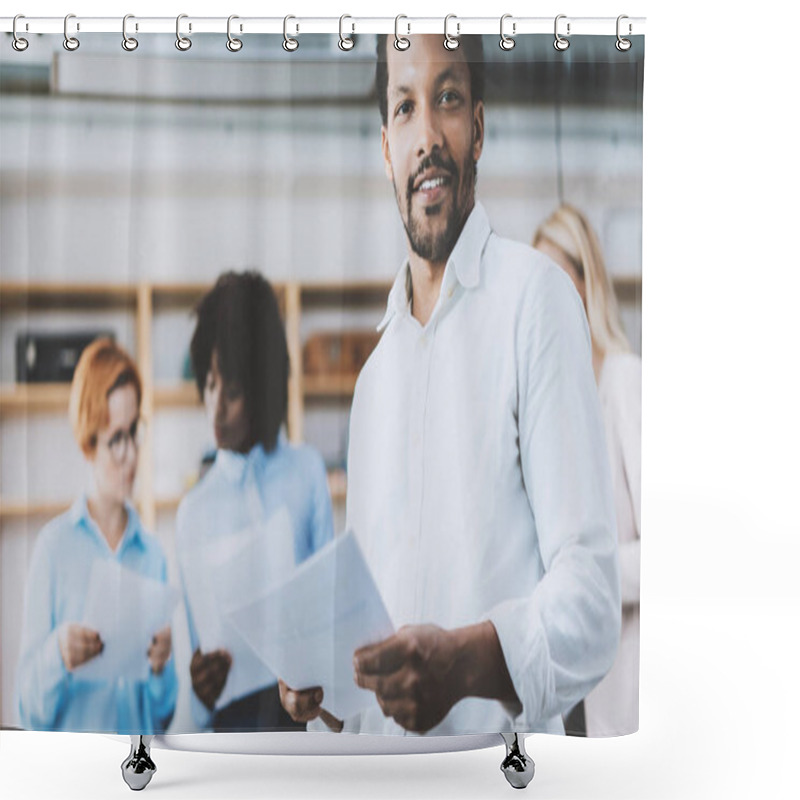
[583,351,642,736]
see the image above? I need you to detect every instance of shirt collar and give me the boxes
[377,201,492,331]
[69,494,144,551]
[214,438,281,485]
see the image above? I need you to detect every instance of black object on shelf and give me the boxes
[15,331,115,383]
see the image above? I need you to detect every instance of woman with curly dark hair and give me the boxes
[176,270,334,732]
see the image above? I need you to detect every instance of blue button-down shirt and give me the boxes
[15,496,178,734]
[176,435,335,730]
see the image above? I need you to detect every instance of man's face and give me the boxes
[381,36,484,264]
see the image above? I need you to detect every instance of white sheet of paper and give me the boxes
[224,529,395,721]
[181,506,296,708]
[76,559,179,682]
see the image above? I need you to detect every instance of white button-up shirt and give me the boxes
[342,202,621,736]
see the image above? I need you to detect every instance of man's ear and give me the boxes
[381,125,394,182]
[472,100,485,163]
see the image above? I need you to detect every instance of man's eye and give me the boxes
[440,90,460,104]
[396,100,412,117]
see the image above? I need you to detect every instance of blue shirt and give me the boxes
[15,496,178,734]
[175,436,334,730]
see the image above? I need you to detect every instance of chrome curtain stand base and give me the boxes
[118,733,533,790]
[121,735,156,791]
[500,733,535,789]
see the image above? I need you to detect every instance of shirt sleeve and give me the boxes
[175,505,213,731]
[16,528,70,730]
[145,558,179,733]
[484,265,621,730]
[308,449,335,554]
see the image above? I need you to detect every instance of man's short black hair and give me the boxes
[190,270,288,452]
[375,34,485,127]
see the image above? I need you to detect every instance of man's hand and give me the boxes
[353,624,463,733]
[278,680,343,732]
[190,648,232,711]
[147,626,172,675]
[57,623,104,672]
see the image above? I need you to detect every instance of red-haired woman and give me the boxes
[15,338,177,734]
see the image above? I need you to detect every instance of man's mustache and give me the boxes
[406,152,459,196]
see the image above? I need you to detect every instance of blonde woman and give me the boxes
[15,339,177,733]
[534,205,641,737]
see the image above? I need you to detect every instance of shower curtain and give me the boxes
[0,24,643,740]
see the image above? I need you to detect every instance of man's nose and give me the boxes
[415,100,445,158]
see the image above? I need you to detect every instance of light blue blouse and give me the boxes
[175,435,335,729]
[15,496,178,734]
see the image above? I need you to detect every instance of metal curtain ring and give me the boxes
[339,15,355,51]
[499,14,515,51]
[616,15,632,51]
[554,14,570,51]
[227,15,243,52]
[12,15,29,52]
[122,14,138,51]
[283,15,299,51]
[394,15,410,51]
[175,14,192,51]
[63,13,80,51]
[443,14,459,51]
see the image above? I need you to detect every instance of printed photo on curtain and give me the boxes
[0,28,643,741]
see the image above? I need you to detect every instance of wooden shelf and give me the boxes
[0,383,72,415]
[303,373,359,398]
[0,282,137,311]
[154,382,201,408]
[0,499,71,521]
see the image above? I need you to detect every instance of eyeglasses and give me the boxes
[103,417,147,464]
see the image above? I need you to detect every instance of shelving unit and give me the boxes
[0,273,641,526]
[0,279,392,527]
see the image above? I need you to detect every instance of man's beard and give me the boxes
[397,150,475,263]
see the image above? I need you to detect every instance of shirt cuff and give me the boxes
[482,597,554,731]
[190,687,214,731]
[41,627,69,694]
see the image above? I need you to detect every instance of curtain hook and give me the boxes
[443,14,460,51]
[12,15,29,52]
[499,14,516,51]
[283,15,299,51]
[394,15,410,51]
[63,13,80,52]
[175,14,192,51]
[227,15,243,52]
[339,14,355,51]
[616,15,632,51]
[122,14,138,52]
[554,14,570,51]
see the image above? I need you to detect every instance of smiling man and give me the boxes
[281,34,621,737]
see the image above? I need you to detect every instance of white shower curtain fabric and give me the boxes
[0,30,643,738]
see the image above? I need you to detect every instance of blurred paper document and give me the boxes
[77,559,179,682]
[181,506,296,708]
[225,529,394,720]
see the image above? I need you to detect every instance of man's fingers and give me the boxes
[354,635,407,676]
[280,684,323,722]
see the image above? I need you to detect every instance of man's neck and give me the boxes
[407,201,474,327]
[408,253,446,327]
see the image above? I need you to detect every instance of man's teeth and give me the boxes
[419,176,447,191]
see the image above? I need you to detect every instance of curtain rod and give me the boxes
[1,16,645,37]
